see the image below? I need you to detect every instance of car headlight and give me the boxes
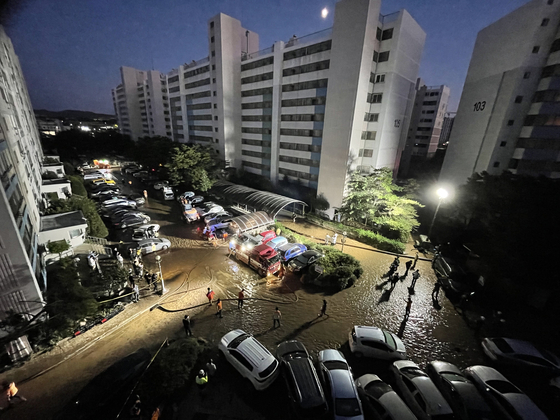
[241,245,246,251]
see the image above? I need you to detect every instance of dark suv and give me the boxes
[276,340,328,419]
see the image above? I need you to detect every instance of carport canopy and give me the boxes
[229,211,273,233]
[212,180,307,217]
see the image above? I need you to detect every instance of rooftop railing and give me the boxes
[242,46,274,61]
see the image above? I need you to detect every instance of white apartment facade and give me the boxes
[0,26,46,325]
[440,0,560,187]
[112,0,425,215]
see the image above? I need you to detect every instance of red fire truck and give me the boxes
[234,244,282,277]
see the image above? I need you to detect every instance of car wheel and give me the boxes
[258,269,265,277]
[354,351,363,358]
[163,245,169,250]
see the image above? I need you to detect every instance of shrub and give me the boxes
[68,175,87,197]
[47,240,70,256]
[63,162,75,175]
[42,171,59,180]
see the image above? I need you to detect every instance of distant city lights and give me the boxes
[321,7,328,18]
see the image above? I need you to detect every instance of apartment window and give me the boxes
[426,110,435,114]
[532,46,540,54]
[211,51,215,57]
[359,149,374,157]
[241,56,274,71]
[280,142,321,152]
[212,64,216,70]
[283,40,332,60]
[214,127,218,132]
[184,78,210,89]
[190,135,212,142]
[282,79,328,92]
[241,72,273,84]
[381,28,394,40]
[186,103,212,111]
[243,161,270,171]
[533,89,560,102]
[364,112,379,122]
[373,51,379,62]
[281,97,326,107]
[213,91,217,96]
[514,96,523,103]
[281,114,324,122]
[280,128,323,137]
[243,150,272,159]
[243,115,273,122]
[184,65,210,78]
[367,93,383,104]
[279,168,318,182]
[214,116,218,121]
[184,90,211,100]
[378,51,390,62]
[279,155,320,167]
[493,162,500,168]
[500,141,507,147]
[189,125,213,132]
[541,18,550,26]
[213,78,216,83]
[243,138,272,147]
[211,36,215,43]
[507,120,514,126]
[523,71,531,79]
[242,127,272,134]
[282,60,330,77]
[423,100,437,106]
[210,21,214,28]
[169,86,180,93]
[361,131,376,140]
[376,74,385,83]
[188,114,212,120]
[376,27,382,41]
[214,104,217,109]
[242,101,273,109]
[168,75,179,83]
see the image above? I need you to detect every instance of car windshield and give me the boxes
[258,359,278,378]
[323,361,348,371]
[486,380,521,394]
[335,398,362,417]
[294,254,309,264]
[441,372,468,383]
[364,380,392,399]
[228,333,249,349]
[268,254,280,265]
[492,338,514,353]
[383,331,397,350]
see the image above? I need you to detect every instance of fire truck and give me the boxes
[234,244,282,277]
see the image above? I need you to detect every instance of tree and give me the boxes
[47,196,108,238]
[339,168,422,242]
[165,144,220,191]
[132,136,175,171]
[68,175,87,197]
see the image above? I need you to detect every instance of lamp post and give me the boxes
[154,255,167,294]
[428,188,448,239]
[341,231,348,252]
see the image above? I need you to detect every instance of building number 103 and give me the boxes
[473,101,486,111]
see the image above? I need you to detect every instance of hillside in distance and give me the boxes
[35,109,115,121]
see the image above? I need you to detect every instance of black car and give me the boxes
[54,348,151,420]
[276,340,328,419]
[288,250,324,273]
[427,361,495,420]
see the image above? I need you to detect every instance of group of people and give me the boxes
[87,251,100,271]
[324,233,338,246]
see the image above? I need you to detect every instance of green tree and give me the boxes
[68,175,87,197]
[165,144,219,191]
[339,168,422,242]
[132,136,175,171]
[85,265,128,297]
[47,196,108,238]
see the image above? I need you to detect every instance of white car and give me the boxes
[196,204,224,217]
[137,238,171,255]
[219,329,279,391]
[204,211,232,224]
[390,360,454,420]
[355,374,416,420]
[317,349,364,420]
[153,181,169,190]
[162,186,174,201]
[348,326,406,360]
[464,365,548,420]
[176,191,195,202]
[83,172,105,181]
[481,337,560,374]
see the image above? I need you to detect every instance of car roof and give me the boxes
[278,243,303,251]
[354,326,385,341]
[378,391,417,420]
[319,349,346,363]
[428,360,462,376]
[495,338,555,360]
[329,369,357,399]
[409,376,451,413]
[138,238,164,245]
[465,365,508,383]
[302,250,322,257]
[285,358,325,406]
[252,244,277,257]
[277,340,309,359]
[237,336,275,368]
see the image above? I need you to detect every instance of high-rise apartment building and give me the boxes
[439,112,456,146]
[440,0,560,187]
[0,26,46,326]
[113,0,425,215]
[398,81,449,176]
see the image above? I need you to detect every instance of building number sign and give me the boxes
[394,119,401,127]
[473,101,486,112]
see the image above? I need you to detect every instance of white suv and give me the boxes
[219,329,279,390]
[348,326,406,360]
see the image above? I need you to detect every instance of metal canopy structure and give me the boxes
[229,211,273,233]
[212,180,307,217]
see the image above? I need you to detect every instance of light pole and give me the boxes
[341,231,348,252]
[428,188,448,239]
[154,255,167,294]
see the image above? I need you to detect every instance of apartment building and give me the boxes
[0,26,46,326]
[440,0,560,187]
[113,0,425,215]
[439,112,456,146]
[398,81,449,176]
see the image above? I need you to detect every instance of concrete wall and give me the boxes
[38,224,87,248]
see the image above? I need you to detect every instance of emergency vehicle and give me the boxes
[234,244,282,277]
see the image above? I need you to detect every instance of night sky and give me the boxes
[2,0,528,115]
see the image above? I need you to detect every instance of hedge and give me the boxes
[68,175,87,197]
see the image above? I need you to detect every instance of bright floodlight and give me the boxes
[321,7,328,18]
[437,188,448,199]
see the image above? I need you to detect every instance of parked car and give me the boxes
[464,365,547,420]
[348,326,406,360]
[91,188,120,198]
[132,170,148,178]
[277,243,307,262]
[197,204,224,217]
[132,224,160,241]
[110,210,146,223]
[317,349,364,420]
[105,208,136,221]
[177,191,195,202]
[391,360,454,420]
[276,340,328,419]
[190,195,204,204]
[219,329,279,391]
[208,218,231,231]
[128,193,146,206]
[122,166,140,174]
[204,211,232,224]
[114,214,150,229]
[101,198,137,209]
[427,361,494,420]
[153,181,169,190]
[432,255,474,295]
[481,337,560,374]
[355,374,417,420]
[83,172,105,181]
[288,250,324,273]
[267,236,288,250]
[182,205,200,223]
[161,186,174,201]
[137,238,171,255]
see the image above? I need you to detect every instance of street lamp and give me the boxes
[341,231,348,252]
[154,255,168,294]
[428,188,448,239]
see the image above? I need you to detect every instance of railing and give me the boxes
[85,236,108,245]
[183,57,210,70]
[284,27,332,48]
[242,46,274,61]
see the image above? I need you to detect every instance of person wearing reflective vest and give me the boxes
[3,381,27,407]
[196,370,208,391]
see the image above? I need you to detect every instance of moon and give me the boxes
[321,7,328,19]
